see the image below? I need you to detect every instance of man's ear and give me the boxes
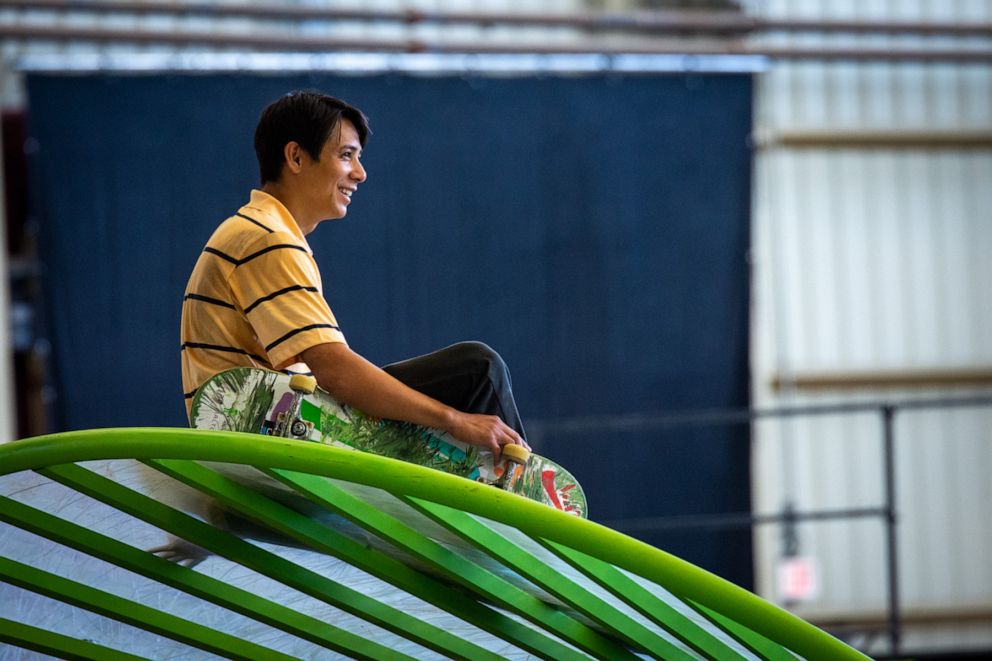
[283,142,305,175]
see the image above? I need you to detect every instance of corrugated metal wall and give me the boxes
[0,126,12,442]
[750,0,992,655]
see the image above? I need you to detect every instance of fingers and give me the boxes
[494,421,531,453]
[489,421,517,464]
[454,411,531,457]
[499,422,528,450]
[507,427,530,451]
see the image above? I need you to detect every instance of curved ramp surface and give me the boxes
[0,428,869,660]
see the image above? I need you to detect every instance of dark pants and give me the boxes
[382,341,527,441]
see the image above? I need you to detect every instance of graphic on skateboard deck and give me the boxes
[190,367,586,517]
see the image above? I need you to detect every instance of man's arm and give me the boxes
[301,342,527,462]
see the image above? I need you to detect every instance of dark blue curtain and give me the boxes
[28,73,753,587]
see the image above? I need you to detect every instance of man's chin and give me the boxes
[322,210,348,222]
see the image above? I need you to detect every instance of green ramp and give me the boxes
[0,428,871,660]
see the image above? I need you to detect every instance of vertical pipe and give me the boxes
[0,112,16,442]
[881,405,901,654]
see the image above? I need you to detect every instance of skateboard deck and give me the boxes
[189,366,586,517]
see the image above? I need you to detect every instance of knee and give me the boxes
[449,341,506,377]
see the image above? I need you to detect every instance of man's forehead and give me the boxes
[330,119,362,150]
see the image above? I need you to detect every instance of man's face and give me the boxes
[301,118,366,221]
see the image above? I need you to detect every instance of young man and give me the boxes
[181,90,528,461]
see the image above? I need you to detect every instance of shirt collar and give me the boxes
[242,189,312,251]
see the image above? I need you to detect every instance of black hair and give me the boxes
[254,90,370,185]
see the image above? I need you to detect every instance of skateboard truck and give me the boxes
[497,443,531,491]
[274,374,317,439]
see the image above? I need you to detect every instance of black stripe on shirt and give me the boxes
[244,285,319,314]
[181,342,265,363]
[203,247,239,265]
[240,243,308,265]
[236,212,273,233]
[203,243,307,267]
[184,293,236,310]
[265,323,340,352]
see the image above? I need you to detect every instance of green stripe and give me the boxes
[0,494,409,661]
[0,557,295,660]
[147,458,573,660]
[0,617,148,661]
[35,462,479,660]
[267,467,633,660]
[406,497,695,660]
[693,602,800,661]
[543,539,743,659]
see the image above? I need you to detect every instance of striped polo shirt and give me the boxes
[181,189,346,414]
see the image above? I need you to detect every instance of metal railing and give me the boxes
[528,394,992,656]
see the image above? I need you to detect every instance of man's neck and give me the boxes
[260,182,318,236]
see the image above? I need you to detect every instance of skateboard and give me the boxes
[189,367,586,517]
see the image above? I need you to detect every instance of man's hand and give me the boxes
[446,410,530,464]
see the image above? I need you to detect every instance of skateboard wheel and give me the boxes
[289,374,317,394]
[502,444,531,465]
[290,420,309,438]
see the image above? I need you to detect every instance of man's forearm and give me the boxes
[301,342,455,431]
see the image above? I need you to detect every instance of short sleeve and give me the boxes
[229,232,346,369]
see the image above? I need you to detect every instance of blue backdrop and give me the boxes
[27,72,754,587]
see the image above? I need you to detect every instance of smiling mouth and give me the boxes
[338,187,354,199]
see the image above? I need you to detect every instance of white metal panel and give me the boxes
[754,151,992,364]
[0,125,14,442]
[750,0,992,654]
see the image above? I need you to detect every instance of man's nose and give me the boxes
[351,158,367,182]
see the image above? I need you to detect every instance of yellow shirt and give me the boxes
[181,189,346,415]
